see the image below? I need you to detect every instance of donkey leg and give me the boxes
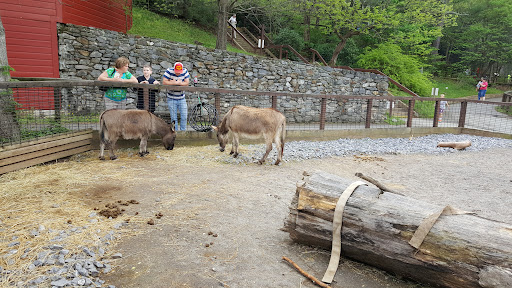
[231,134,240,158]
[259,140,273,165]
[274,135,283,165]
[109,137,119,160]
[99,141,106,160]
[139,137,149,157]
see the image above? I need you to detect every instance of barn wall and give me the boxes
[61,0,132,33]
[0,0,132,80]
[0,0,60,78]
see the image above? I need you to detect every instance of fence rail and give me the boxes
[1,80,511,147]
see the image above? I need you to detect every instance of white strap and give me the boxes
[409,205,472,249]
[322,181,367,284]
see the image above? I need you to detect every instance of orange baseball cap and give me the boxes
[174,62,183,71]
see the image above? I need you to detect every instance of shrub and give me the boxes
[272,28,305,56]
[357,43,432,97]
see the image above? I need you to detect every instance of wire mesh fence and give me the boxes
[1,80,511,147]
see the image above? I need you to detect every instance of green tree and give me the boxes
[309,0,399,66]
[390,0,456,59]
[442,0,512,78]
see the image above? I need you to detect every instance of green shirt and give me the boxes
[103,67,133,101]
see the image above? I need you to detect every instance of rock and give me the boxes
[50,278,69,287]
[111,253,122,259]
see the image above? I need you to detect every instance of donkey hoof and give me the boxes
[274,160,281,165]
[229,151,234,155]
[233,153,239,158]
[258,160,264,165]
[110,156,118,160]
[99,156,105,161]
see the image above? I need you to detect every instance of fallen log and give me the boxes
[437,141,472,150]
[283,171,512,288]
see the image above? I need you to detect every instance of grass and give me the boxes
[390,77,507,118]
[128,8,247,54]
[430,78,503,99]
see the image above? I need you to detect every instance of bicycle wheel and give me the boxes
[188,103,218,132]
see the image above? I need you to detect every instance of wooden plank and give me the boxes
[0,134,92,160]
[0,139,91,167]
[0,130,92,152]
[0,145,91,174]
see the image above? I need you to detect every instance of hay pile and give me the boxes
[0,143,263,286]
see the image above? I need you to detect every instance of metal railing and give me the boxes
[1,80,511,147]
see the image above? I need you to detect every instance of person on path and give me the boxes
[163,62,190,131]
[98,56,138,110]
[476,77,488,101]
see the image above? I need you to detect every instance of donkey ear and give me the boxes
[170,121,176,131]
[211,125,218,131]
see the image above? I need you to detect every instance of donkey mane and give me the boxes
[151,113,172,137]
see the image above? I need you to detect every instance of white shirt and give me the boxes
[228,16,237,27]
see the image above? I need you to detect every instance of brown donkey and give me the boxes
[99,109,176,160]
[212,105,286,165]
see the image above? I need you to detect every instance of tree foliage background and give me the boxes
[132,0,512,96]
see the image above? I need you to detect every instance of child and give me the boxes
[136,65,160,113]
[439,94,448,122]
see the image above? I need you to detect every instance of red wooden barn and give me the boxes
[0,0,132,79]
[0,0,132,109]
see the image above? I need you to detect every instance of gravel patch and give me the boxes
[219,134,512,164]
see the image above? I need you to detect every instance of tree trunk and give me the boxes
[215,0,229,50]
[303,14,310,42]
[0,14,21,142]
[283,171,512,288]
[328,31,359,67]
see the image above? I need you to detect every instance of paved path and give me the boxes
[444,96,512,135]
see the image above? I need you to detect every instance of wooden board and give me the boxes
[0,131,92,174]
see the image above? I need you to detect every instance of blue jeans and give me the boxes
[167,97,188,131]
[478,89,487,100]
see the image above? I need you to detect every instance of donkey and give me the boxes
[99,109,176,160]
[212,105,286,165]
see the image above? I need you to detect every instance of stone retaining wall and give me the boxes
[57,23,390,123]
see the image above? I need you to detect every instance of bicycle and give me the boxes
[188,77,218,132]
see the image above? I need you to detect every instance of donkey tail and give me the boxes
[99,111,110,146]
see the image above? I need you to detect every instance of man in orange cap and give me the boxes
[163,62,190,131]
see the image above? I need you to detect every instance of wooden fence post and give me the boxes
[53,87,61,123]
[272,95,277,109]
[407,99,415,128]
[214,93,221,125]
[433,100,440,127]
[143,88,149,111]
[365,99,373,128]
[458,101,467,128]
[320,98,326,130]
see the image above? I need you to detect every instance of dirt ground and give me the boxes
[2,143,511,288]
[61,143,509,288]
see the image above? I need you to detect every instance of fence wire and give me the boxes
[1,81,511,147]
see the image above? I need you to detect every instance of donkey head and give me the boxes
[163,121,177,150]
[212,125,228,152]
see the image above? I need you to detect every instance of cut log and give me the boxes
[437,141,472,150]
[283,171,512,288]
